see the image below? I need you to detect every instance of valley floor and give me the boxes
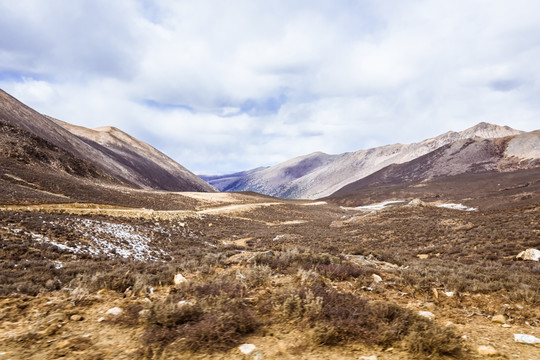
[0,192,539,359]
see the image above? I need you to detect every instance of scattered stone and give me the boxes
[408,198,425,206]
[477,345,498,356]
[418,311,435,320]
[174,273,189,287]
[515,248,540,261]
[444,291,455,297]
[359,356,377,360]
[239,343,257,355]
[424,302,436,311]
[492,314,506,324]
[445,321,455,327]
[514,333,540,344]
[372,274,383,283]
[70,314,83,321]
[106,307,123,316]
[431,288,439,299]
[502,324,512,328]
[178,300,194,307]
[417,254,429,259]
[46,313,67,322]
[515,304,524,310]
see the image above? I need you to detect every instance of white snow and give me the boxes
[341,200,405,211]
[436,203,477,211]
[4,217,174,261]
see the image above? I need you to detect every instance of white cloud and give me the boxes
[1,0,540,173]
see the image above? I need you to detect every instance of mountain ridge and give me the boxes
[0,89,215,193]
[205,122,525,199]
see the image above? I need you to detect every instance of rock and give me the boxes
[477,345,498,356]
[424,302,436,311]
[417,254,429,259]
[492,314,506,324]
[516,248,540,261]
[408,198,425,206]
[502,324,512,328]
[174,273,189,287]
[444,291,455,297]
[238,343,257,355]
[70,314,83,321]
[514,333,540,344]
[372,274,383,283]
[106,307,123,316]
[177,300,194,307]
[46,313,67,322]
[418,311,435,320]
[359,356,377,360]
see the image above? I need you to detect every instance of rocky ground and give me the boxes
[0,192,539,359]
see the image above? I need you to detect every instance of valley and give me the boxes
[0,90,538,359]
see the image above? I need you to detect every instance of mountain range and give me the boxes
[203,123,538,199]
[0,89,215,194]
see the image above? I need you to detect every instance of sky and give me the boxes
[1,0,539,174]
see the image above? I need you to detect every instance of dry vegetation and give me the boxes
[0,194,539,359]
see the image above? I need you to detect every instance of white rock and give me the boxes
[239,343,257,355]
[444,291,455,297]
[106,307,123,316]
[514,333,540,344]
[477,345,498,355]
[174,273,189,286]
[359,355,378,360]
[177,300,194,307]
[516,249,540,261]
[372,274,383,283]
[418,311,435,320]
[408,198,425,206]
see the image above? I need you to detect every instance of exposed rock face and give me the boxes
[206,122,525,199]
[0,89,215,192]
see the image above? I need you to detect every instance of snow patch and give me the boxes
[341,201,405,211]
[436,203,477,212]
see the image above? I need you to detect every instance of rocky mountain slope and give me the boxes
[205,122,524,199]
[0,89,215,193]
[331,132,540,195]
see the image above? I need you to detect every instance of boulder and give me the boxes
[477,345,498,356]
[105,307,123,316]
[516,249,540,261]
[418,311,435,320]
[174,273,189,286]
[408,198,425,207]
[239,343,257,355]
[492,314,506,324]
[372,274,383,283]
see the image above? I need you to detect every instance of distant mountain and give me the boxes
[329,131,540,198]
[207,122,524,199]
[0,89,215,193]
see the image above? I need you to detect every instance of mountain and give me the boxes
[329,131,540,198]
[206,122,523,199]
[0,89,215,193]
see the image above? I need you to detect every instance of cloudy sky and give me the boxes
[1,0,539,174]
